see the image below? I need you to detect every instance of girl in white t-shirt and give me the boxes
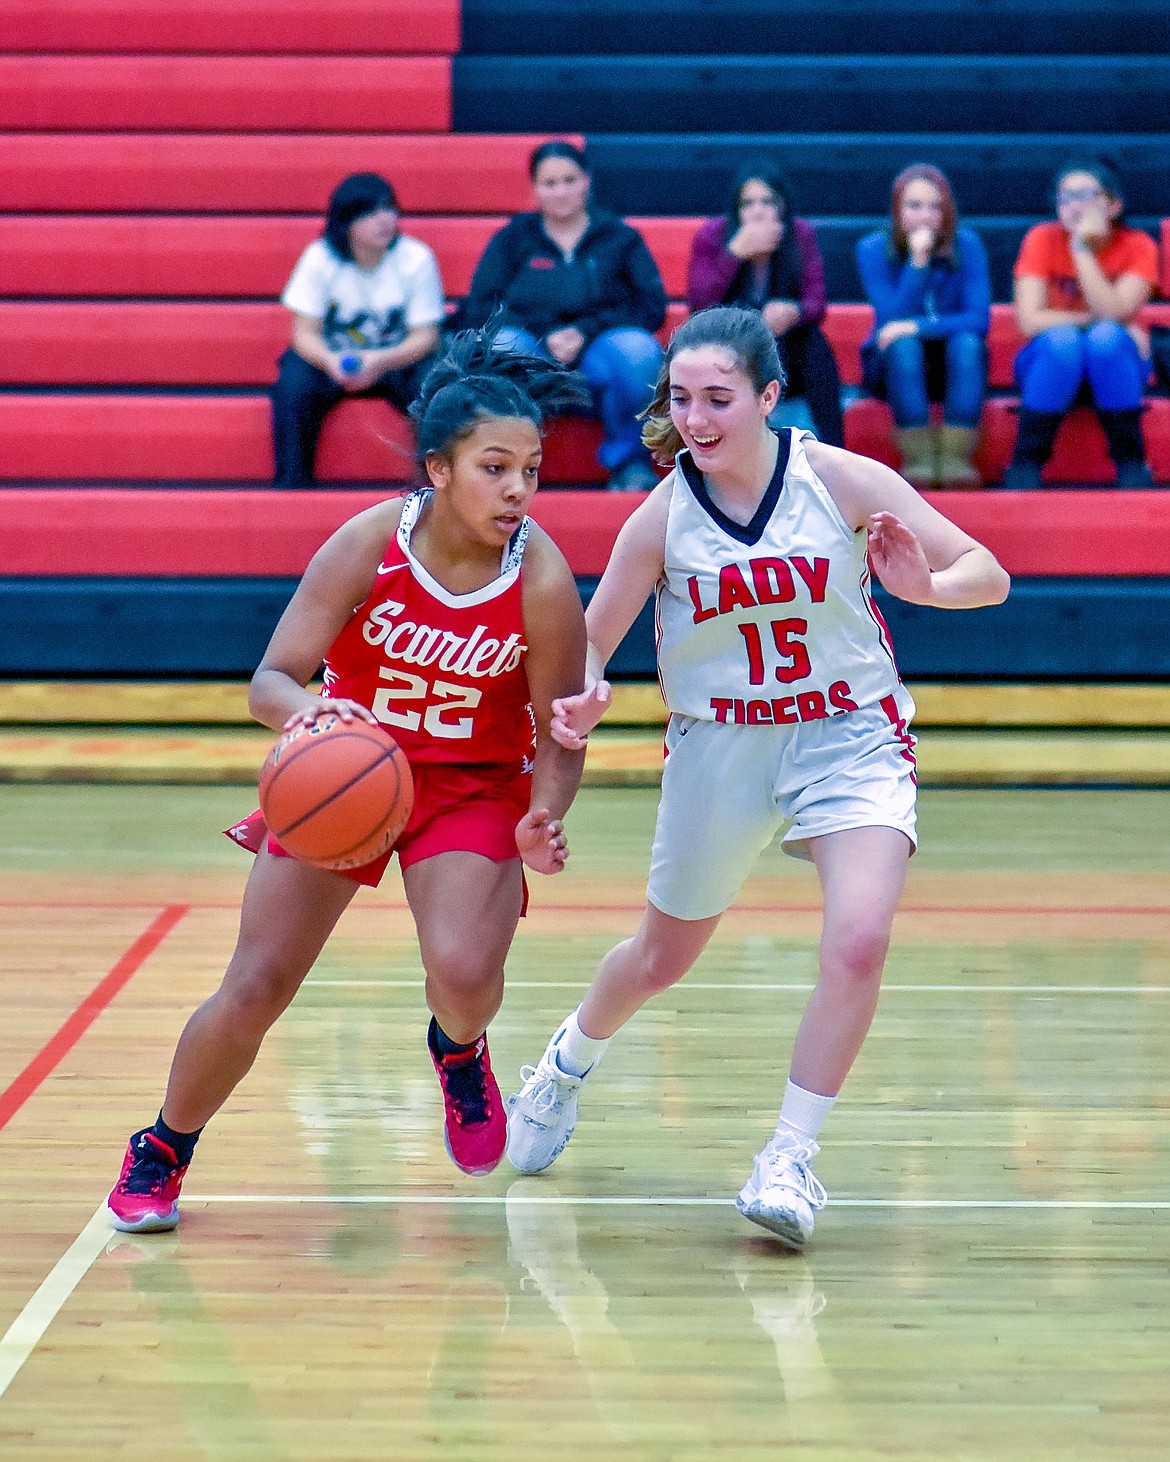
[272,172,444,486]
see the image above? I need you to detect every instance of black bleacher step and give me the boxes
[462,0,1170,57]
[722,216,1159,305]
[453,55,1170,135]
[5,576,1170,679]
[584,134,1170,220]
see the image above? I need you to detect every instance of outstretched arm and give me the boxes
[805,440,1011,609]
[517,528,589,875]
[551,480,671,749]
[249,503,402,730]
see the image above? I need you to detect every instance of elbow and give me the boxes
[990,566,1011,605]
[245,675,266,722]
[246,669,270,724]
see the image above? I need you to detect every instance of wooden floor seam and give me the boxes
[0,725,1168,785]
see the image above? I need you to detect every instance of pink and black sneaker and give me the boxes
[107,1129,188,1232]
[428,1019,506,1176]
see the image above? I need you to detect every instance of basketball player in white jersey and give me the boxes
[506,305,1010,1249]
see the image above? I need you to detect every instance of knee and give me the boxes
[1031,326,1084,372]
[271,358,336,430]
[629,934,692,998]
[946,331,986,368]
[424,941,504,1011]
[588,329,664,387]
[492,326,542,356]
[217,962,296,1037]
[883,334,926,379]
[1082,319,1129,361]
[821,922,891,987]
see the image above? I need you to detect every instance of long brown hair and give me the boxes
[640,307,784,463]
[889,163,958,262]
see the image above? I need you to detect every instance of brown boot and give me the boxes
[895,426,936,489]
[934,426,982,488]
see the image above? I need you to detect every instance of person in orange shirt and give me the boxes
[1004,158,1159,489]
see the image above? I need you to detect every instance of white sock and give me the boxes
[554,1007,609,1078]
[775,1080,836,1147]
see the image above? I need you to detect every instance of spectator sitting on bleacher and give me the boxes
[686,161,843,446]
[857,164,990,489]
[458,140,666,492]
[1003,158,1158,490]
[270,172,443,487]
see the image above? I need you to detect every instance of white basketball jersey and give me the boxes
[655,430,904,727]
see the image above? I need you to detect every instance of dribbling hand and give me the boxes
[551,679,611,750]
[283,698,381,731]
[866,512,934,604]
[515,808,569,875]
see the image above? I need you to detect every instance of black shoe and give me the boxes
[1114,459,1155,489]
[1002,460,1043,491]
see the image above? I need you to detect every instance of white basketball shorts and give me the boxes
[646,690,918,921]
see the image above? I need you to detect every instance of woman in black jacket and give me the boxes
[462,141,667,491]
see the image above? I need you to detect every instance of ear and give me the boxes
[761,379,782,414]
[423,452,450,491]
[1105,194,1123,223]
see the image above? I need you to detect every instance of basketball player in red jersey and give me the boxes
[108,329,591,1231]
[507,306,1009,1250]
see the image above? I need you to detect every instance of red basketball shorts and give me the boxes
[225,761,532,889]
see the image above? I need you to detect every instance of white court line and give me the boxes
[189,1194,1170,1210]
[303,980,1170,994]
[0,1206,109,1401]
[5,1193,1163,1398]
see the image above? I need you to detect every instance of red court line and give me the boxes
[0,903,189,1133]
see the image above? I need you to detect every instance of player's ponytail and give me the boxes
[410,321,591,463]
[641,306,785,463]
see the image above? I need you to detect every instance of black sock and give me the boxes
[151,1112,202,1167]
[429,1017,479,1058]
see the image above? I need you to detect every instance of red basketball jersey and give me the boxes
[321,490,535,769]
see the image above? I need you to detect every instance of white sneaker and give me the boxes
[735,1135,827,1251]
[506,1025,594,1174]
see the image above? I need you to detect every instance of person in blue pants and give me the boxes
[458,140,667,492]
[1005,158,1158,489]
[856,164,990,489]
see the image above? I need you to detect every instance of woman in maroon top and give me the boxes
[687,162,844,446]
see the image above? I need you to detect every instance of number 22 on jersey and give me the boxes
[372,667,482,740]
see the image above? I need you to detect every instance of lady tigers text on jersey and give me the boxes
[656,430,904,727]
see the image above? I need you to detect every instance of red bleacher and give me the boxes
[4,382,1168,485]
[0,16,1167,493]
[0,135,578,213]
[2,290,1168,482]
[3,0,460,54]
[3,487,1168,579]
[0,57,452,131]
[1162,219,1170,298]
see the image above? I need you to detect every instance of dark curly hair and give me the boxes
[409,321,591,464]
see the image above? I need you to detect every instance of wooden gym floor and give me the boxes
[1,782,1168,1459]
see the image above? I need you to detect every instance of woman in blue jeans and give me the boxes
[1004,158,1158,489]
[459,140,667,492]
[857,164,990,489]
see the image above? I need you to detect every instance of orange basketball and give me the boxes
[258,714,414,871]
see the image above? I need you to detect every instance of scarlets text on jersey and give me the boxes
[321,530,535,770]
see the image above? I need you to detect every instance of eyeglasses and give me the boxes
[1057,186,1106,205]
